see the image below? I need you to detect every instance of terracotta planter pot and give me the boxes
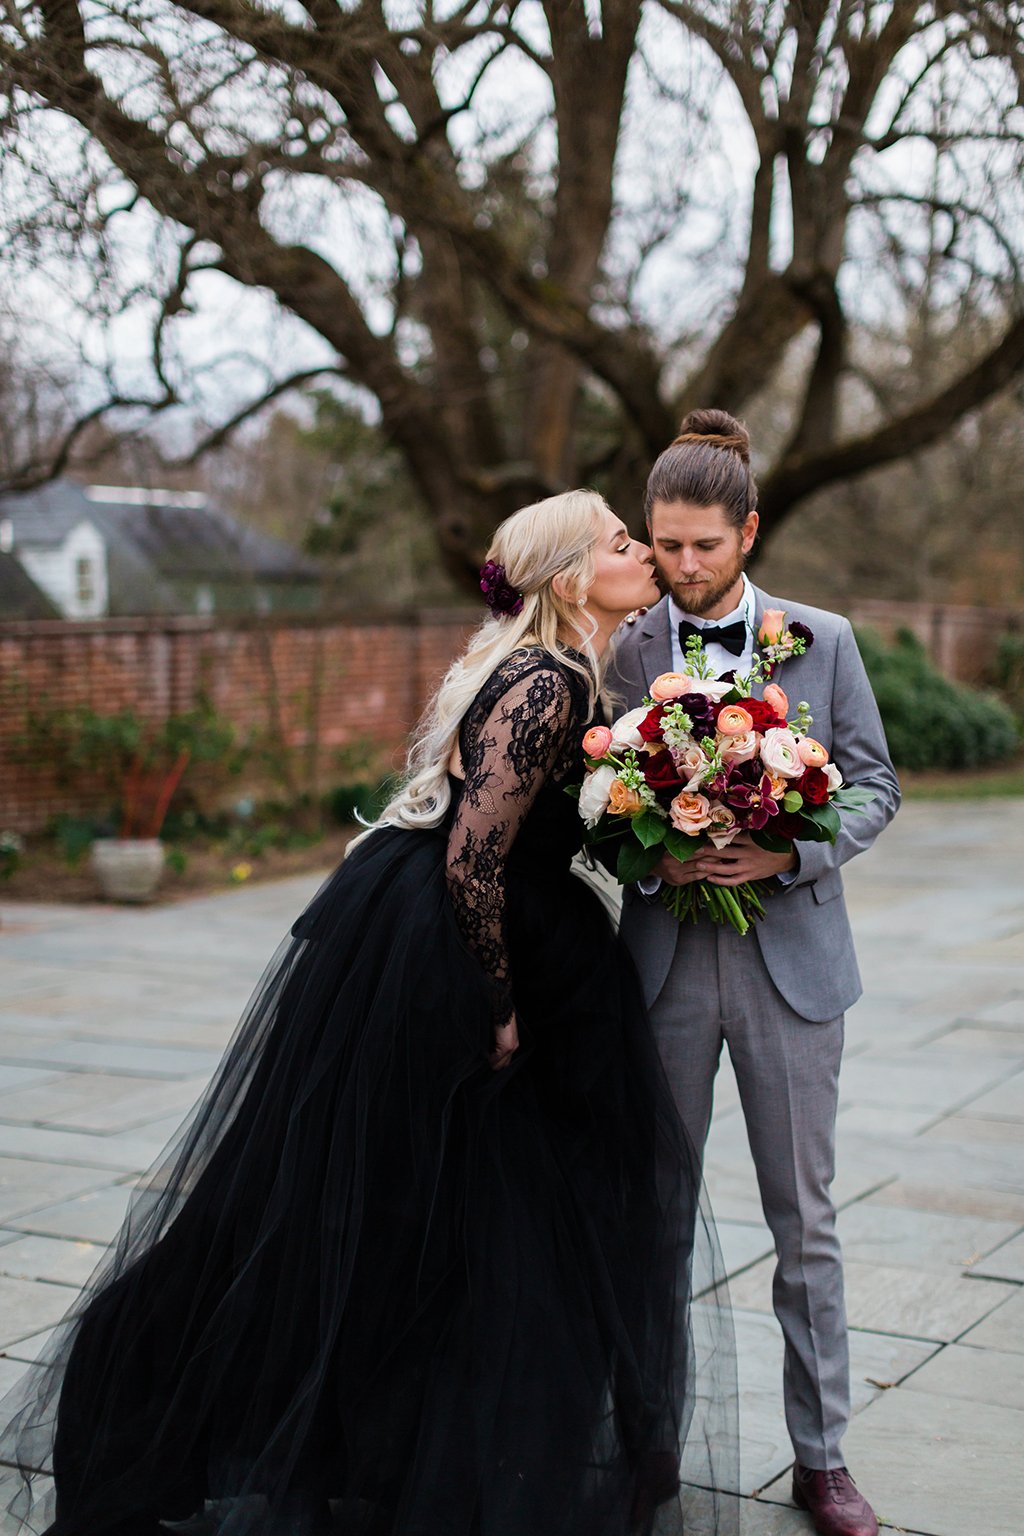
[90,838,165,903]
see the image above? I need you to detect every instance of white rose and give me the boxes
[718,729,760,764]
[686,679,735,702]
[760,727,804,779]
[609,704,651,750]
[824,762,844,794]
[578,764,616,828]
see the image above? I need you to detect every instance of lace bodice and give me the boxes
[445,648,593,1027]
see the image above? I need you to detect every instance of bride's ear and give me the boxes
[551,572,571,604]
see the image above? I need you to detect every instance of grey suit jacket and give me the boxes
[608,586,901,1023]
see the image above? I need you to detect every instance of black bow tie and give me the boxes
[678,618,747,657]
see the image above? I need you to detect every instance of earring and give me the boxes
[577,596,587,607]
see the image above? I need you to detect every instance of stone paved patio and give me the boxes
[1,801,1023,1534]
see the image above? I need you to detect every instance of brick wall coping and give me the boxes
[0,607,481,639]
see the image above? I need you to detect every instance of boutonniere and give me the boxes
[756,609,814,676]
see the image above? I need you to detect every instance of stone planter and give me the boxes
[90,838,165,903]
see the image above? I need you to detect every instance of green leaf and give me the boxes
[632,809,667,848]
[832,786,875,816]
[617,838,662,884]
[782,790,804,813]
[802,801,842,841]
[563,784,581,800]
[663,827,704,862]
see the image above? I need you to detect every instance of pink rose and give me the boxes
[582,725,613,758]
[716,704,754,737]
[674,740,710,787]
[707,803,739,849]
[762,682,789,718]
[760,726,804,779]
[797,736,829,768]
[758,608,787,646]
[650,671,693,702]
[719,729,760,764]
[669,791,713,834]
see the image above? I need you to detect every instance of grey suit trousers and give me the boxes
[650,919,850,1469]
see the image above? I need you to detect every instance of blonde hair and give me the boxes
[348,489,608,848]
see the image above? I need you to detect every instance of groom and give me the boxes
[609,421,899,1536]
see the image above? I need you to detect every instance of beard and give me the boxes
[665,543,747,616]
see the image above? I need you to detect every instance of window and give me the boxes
[76,557,95,605]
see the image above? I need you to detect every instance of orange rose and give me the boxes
[669,791,713,834]
[797,737,829,768]
[716,704,754,737]
[758,608,787,646]
[650,671,693,702]
[582,725,613,758]
[767,771,789,800]
[762,682,789,718]
[608,778,645,816]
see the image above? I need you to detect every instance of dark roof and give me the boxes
[0,551,61,618]
[84,491,322,583]
[0,480,97,546]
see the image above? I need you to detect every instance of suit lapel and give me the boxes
[636,598,674,692]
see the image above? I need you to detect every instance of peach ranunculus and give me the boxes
[608,777,645,816]
[582,725,613,759]
[719,729,760,764]
[766,770,790,800]
[669,791,713,834]
[797,736,829,768]
[649,671,693,702]
[716,704,754,737]
[707,803,739,848]
[762,682,789,718]
[758,608,787,646]
[760,726,804,779]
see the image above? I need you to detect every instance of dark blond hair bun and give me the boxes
[673,408,750,465]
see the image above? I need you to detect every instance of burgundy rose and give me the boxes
[638,705,666,743]
[725,772,781,832]
[788,620,814,648]
[683,693,717,732]
[771,811,805,840]
[642,750,685,796]
[735,697,788,733]
[797,766,829,806]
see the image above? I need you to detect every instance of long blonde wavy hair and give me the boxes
[348,489,608,850]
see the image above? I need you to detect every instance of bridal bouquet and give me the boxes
[570,633,873,934]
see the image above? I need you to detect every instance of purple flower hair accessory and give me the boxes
[479,560,524,617]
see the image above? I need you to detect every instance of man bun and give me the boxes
[672,408,751,465]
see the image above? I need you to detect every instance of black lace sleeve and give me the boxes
[446,656,578,1028]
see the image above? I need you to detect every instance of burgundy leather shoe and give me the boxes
[792,1464,878,1536]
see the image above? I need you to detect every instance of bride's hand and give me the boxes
[490,1015,519,1070]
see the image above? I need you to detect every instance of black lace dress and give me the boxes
[0,649,737,1536]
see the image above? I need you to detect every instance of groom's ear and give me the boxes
[741,511,759,555]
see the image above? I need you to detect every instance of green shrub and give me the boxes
[325,778,394,826]
[855,627,1021,771]
[993,632,1024,719]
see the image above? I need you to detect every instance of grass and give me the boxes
[899,754,1024,800]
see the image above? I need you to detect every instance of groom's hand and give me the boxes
[652,851,705,886]
[695,833,797,885]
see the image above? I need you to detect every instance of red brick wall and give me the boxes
[0,611,478,834]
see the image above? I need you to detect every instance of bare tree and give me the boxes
[1,0,1022,587]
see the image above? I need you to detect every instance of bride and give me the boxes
[0,490,736,1536]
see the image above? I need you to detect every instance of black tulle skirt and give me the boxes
[0,825,738,1536]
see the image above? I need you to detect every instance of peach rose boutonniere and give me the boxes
[756,610,814,678]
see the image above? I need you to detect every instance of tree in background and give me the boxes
[1,1,1022,590]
